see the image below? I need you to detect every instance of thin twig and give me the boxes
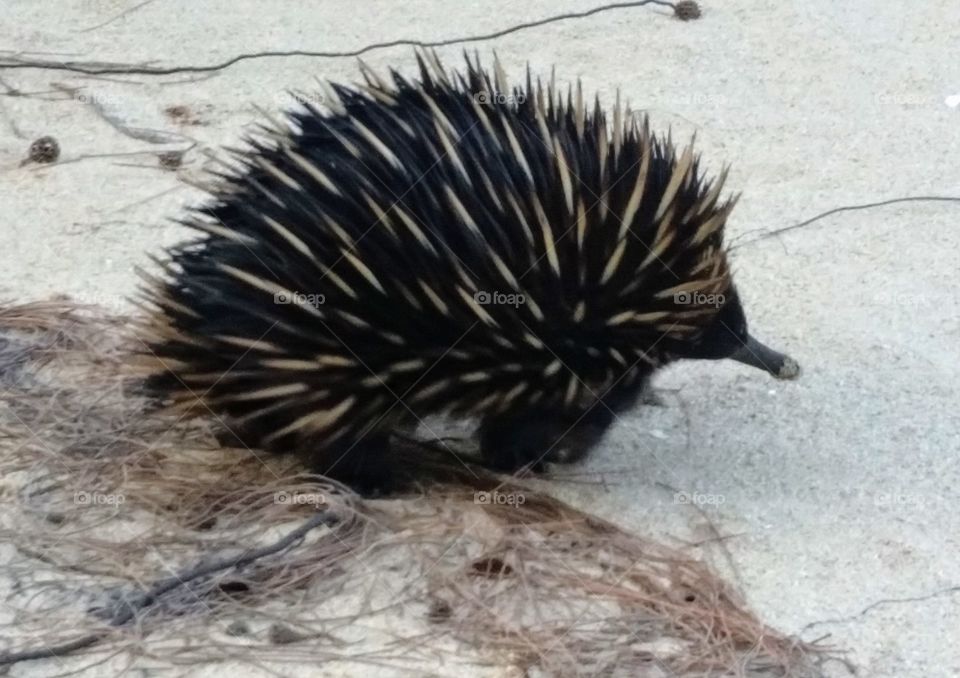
[0,1,675,76]
[731,195,960,250]
[0,97,24,138]
[78,0,159,34]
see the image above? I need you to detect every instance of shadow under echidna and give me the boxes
[136,51,799,495]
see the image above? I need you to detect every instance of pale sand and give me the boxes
[1,1,959,676]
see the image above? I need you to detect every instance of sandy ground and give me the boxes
[1,0,958,676]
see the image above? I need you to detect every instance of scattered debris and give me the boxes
[164,104,205,126]
[25,135,60,164]
[268,624,309,645]
[158,149,183,170]
[225,621,250,637]
[470,556,514,578]
[674,1,702,21]
[426,598,453,623]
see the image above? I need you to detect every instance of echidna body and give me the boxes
[139,53,797,490]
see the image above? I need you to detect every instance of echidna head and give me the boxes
[665,288,800,380]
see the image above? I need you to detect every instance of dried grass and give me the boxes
[0,300,835,677]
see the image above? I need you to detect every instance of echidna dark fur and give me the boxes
[138,51,799,493]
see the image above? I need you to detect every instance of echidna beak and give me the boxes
[729,336,801,380]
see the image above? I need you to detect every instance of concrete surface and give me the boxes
[1,1,958,676]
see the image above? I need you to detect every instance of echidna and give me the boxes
[137,52,799,492]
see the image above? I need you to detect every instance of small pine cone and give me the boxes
[27,136,60,164]
[674,1,702,21]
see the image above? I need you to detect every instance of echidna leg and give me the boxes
[478,410,559,472]
[481,377,652,470]
[479,403,619,472]
[550,402,617,465]
[554,376,655,463]
[309,433,397,497]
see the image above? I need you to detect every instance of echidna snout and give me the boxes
[729,339,801,380]
[662,289,801,379]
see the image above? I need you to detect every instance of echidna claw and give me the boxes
[730,336,801,380]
